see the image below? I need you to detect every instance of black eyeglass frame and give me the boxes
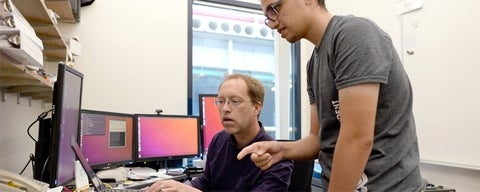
[213,97,254,108]
[264,0,283,26]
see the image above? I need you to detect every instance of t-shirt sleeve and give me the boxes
[306,55,316,104]
[332,17,392,89]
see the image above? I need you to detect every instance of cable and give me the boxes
[19,157,32,175]
[30,154,36,173]
[24,108,51,175]
[27,109,53,142]
[27,119,39,142]
[40,155,50,181]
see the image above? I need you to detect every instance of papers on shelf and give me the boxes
[67,36,81,56]
[47,9,60,25]
[1,0,38,41]
[0,29,43,67]
[0,0,43,67]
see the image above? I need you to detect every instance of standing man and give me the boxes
[146,73,293,192]
[238,0,427,191]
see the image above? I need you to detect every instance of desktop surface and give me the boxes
[114,168,188,189]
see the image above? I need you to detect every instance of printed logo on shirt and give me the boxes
[332,100,340,120]
[355,173,368,192]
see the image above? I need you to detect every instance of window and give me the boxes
[188,0,301,140]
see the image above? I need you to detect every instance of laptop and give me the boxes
[70,139,145,192]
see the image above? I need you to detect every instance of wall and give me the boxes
[400,0,480,169]
[0,93,47,176]
[58,0,189,115]
[399,1,480,188]
[420,163,480,192]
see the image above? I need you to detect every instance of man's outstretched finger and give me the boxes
[237,142,265,160]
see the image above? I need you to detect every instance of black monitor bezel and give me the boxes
[48,63,84,187]
[133,114,201,162]
[80,109,135,170]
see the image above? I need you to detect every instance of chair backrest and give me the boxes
[277,140,315,192]
[288,159,314,192]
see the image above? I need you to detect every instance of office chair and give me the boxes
[277,140,315,192]
[288,159,315,192]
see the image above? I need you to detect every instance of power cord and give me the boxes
[27,108,53,142]
[19,155,33,175]
[21,109,53,175]
[40,155,50,181]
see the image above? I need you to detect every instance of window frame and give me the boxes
[187,0,302,140]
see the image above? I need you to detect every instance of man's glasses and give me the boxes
[264,0,283,26]
[214,97,253,108]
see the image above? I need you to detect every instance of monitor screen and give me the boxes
[80,109,134,170]
[49,63,83,187]
[134,114,200,162]
[198,94,223,154]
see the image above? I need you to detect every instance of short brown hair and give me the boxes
[218,73,265,106]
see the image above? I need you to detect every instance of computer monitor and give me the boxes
[80,109,134,170]
[133,114,201,162]
[49,63,83,187]
[198,94,223,155]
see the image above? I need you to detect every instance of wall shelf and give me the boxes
[11,0,68,62]
[0,52,53,102]
[0,0,76,103]
[45,0,76,23]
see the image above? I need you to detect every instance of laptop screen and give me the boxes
[71,139,107,191]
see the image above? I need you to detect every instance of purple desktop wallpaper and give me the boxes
[201,96,223,152]
[81,115,133,165]
[137,116,199,158]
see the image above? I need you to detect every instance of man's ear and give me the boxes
[305,0,314,5]
[254,103,262,115]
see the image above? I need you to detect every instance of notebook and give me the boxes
[70,139,144,192]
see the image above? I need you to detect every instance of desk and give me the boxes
[115,175,188,189]
[113,168,188,189]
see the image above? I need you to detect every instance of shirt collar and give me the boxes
[229,121,268,149]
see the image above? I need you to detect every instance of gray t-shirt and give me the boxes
[307,15,426,191]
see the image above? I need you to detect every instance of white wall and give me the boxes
[0,94,48,176]
[59,0,189,115]
[400,0,480,169]
[420,163,480,192]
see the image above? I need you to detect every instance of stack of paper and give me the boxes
[0,0,43,67]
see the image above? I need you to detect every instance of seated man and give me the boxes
[145,73,293,192]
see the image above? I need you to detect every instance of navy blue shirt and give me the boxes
[191,122,293,191]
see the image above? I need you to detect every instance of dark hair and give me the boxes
[318,0,326,7]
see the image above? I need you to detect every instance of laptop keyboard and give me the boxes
[103,189,145,192]
[123,179,157,189]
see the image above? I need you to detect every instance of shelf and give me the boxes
[0,52,53,102]
[11,0,68,62]
[45,0,76,23]
[0,0,76,103]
